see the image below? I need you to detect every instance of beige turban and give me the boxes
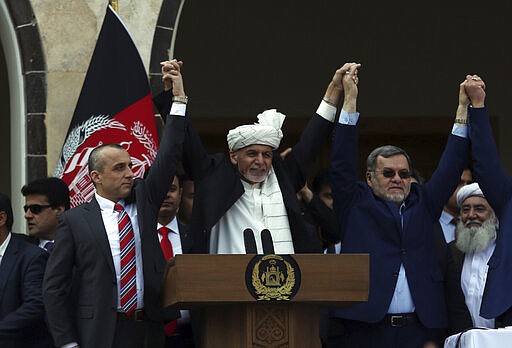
[456,182,485,207]
[227,109,286,151]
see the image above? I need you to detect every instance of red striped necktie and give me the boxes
[158,226,178,335]
[114,203,137,315]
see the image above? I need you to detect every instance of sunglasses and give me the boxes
[373,169,412,179]
[23,204,52,214]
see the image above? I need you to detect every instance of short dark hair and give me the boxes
[410,168,425,184]
[0,192,14,230]
[311,169,331,194]
[21,177,70,210]
[88,143,125,173]
[366,145,412,172]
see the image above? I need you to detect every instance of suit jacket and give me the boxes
[43,114,185,348]
[445,241,473,334]
[177,220,193,254]
[0,235,53,348]
[306,194,342,245]
[469,106,512,320]
[330,121,469,328]
[179,111,332,254]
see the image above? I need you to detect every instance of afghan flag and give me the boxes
[55,5,158,208]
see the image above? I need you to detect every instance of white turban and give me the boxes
[456,182,485,207]
[227,109,286,151]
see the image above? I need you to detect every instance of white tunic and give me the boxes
[209,167,294,254]
[461,238,496,328]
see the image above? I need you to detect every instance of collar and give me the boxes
[440,210,456,225]
[157,216,179,234]
[95,192,125,212]
[0,232,12,258]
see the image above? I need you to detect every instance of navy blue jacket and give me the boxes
[330,120,469,328]
[0,235,53,347]
[469,106,512,320]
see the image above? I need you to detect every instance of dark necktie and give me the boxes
[158,226,178,336]
[44,241,54,253]
[114,203,137,315]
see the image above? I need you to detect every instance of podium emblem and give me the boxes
[246,254,301,301]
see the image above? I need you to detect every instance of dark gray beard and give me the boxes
[456,218,497,253]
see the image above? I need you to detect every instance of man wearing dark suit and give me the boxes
[21,177,70,253]
[0,193,53,348]
[327,68,471,347]
[466,73,512,326]
[43,66,187,348]
[156,61,359,254]
[445,183,498,334]
[157,174,195,348]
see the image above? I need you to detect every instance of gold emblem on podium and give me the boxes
[246,254,301,301]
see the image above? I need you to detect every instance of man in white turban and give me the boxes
[445,182,498,334]
[156,61,360,255]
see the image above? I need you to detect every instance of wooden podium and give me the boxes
[162,254,369,348]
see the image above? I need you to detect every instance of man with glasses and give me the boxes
[21,177,70,253]
[0,193,54,347]
[326,69,471,348]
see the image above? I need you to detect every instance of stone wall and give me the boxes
[32,0,162,173]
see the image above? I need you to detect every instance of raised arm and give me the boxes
[423,78,471,215]
[285,63,360,191]
[329,63,362,229]
[468,74,512,215]
[144,60,186,210]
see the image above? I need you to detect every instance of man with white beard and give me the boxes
[445,182,498,334]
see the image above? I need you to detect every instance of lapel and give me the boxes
[0,236,19,301]
[83,197,116,277]
[178,220,193,254]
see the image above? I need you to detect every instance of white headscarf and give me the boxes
[457,182,485,207]
[227,109,286,151]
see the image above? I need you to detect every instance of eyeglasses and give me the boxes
[23,204,52,214]
[373,169,412,179]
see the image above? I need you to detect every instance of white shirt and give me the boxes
[461,238,496,328]
[157,217,190,324]
[439,210,457,243]
[38,238,53,250]
[95,192,144,310]
[157,217,183,255]
[0,233,11,265]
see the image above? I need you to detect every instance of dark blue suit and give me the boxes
[469,106,512,321]
[0,235,53,347]
[330,121,468,328]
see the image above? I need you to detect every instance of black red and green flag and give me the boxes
[55,5,158,207]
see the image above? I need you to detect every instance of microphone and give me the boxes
[243,228,257,254]
[261,229,275,254]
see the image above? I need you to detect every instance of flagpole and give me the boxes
[109,0,118,13]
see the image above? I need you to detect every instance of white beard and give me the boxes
[456,217,497,253]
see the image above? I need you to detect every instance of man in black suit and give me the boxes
[446,182,498,334]
[157,174,195,348]
[21,177,70,252]
[43,66,187,348]
[0,193,53,348]
[155,61,360,254]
